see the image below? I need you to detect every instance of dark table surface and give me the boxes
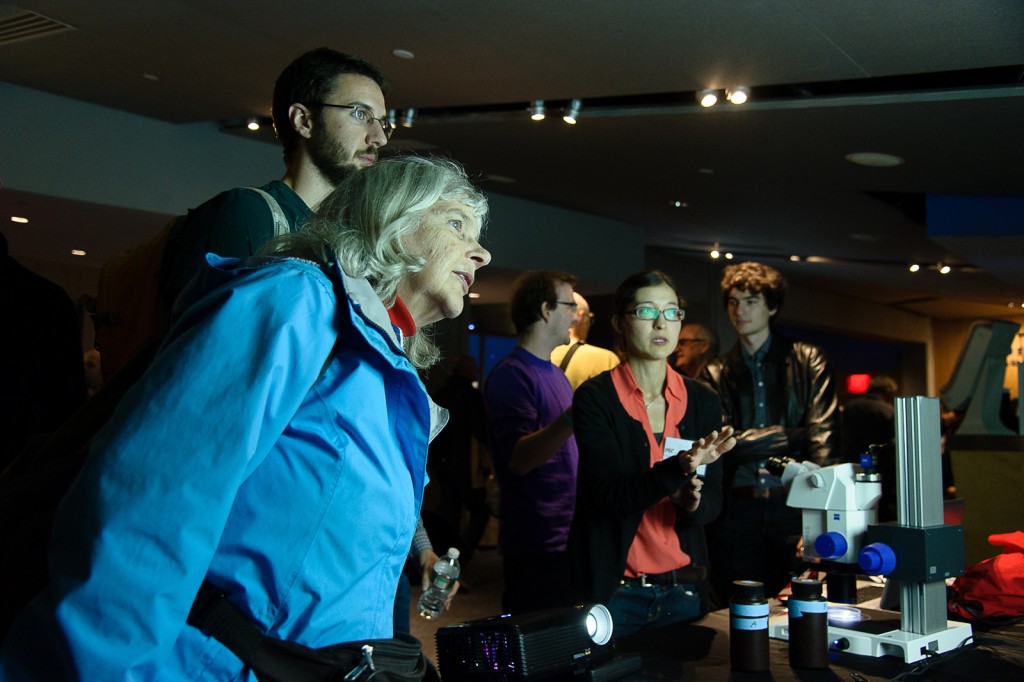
[608,607,1024,681]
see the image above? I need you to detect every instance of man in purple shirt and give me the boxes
[486,270,579,614]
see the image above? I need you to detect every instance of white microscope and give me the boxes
[768,397,973,663]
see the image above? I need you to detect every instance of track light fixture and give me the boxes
[530,100,546,121]
[909,263,921,272]
[387,109,398,129]
[726,86,750,105]
[710,242,721,259]
[401,108,416,128]
[697,89,719,108]
[246,117,260,131]
[563,99,582,124]
[938,262,951,274]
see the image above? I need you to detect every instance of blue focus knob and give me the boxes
[814,532,848,560]
[859,542,897,575]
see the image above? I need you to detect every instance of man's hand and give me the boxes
[419,548,460,610]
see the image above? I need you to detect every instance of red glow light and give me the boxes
[847,374,871,394]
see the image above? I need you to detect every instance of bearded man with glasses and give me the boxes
[162,48,392,306]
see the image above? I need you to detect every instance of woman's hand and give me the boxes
[677,425,736,475]
[670,475,704,512]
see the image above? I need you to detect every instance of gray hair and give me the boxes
[264,155,488,368]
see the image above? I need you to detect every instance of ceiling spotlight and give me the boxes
[938,262,951,274]
[697,89,719,107]
[909,263,921,272]
[246,117,260,132]
[530,100,546,121]
[70,249,87,256]
[790,255,801,262]
[726,86,750,105]
[401,108,416,128]
[11,216,29,224]
[387,109,398,129]
[725,252,734,259]
[563,99,582,124]
[710,242,721,259]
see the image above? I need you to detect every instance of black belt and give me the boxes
[620,565,707,587]
[731,485,786,501]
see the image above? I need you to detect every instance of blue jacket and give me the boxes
[1,255,442,680]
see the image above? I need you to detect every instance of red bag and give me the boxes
[949,531,1024,624]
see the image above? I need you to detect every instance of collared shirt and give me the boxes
[735,335,777,488]
[610,362,691,576]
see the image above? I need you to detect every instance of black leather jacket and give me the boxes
[701,334,838,486]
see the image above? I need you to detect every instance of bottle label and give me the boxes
[789,600,828,617]
[730,602,769,617]
[731,616,769,630]
[432,575,455,590]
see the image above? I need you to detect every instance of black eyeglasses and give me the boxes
[555,301,578,312]
[315,103,394,139]
[629,306,685,322]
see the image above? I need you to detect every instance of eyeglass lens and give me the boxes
[635,306,684,321]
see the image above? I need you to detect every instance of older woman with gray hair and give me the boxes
[0,156,491,680]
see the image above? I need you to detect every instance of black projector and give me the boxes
[435,604,615,680]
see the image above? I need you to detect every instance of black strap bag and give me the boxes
[188,582,439,682]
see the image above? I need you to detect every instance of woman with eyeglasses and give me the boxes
[566,269,735,637]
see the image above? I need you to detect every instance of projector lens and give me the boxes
[586,604,613,645]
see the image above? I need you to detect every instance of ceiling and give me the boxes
[2,0,1024,320]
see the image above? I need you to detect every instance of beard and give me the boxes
[308,127,377,187]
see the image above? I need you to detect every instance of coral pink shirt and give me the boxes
[610,362,692,576]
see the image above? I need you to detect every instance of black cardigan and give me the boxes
[566,370,725,605]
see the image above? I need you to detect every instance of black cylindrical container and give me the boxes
[788,578,829,669]
[730,580,770,672]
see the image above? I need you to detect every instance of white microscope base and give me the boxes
[769,613,973,664]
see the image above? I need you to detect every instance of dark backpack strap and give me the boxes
[188,582,436,682]
[558,341,584,371]
[188,582,269,671]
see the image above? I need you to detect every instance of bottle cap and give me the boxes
[732,580,765,601]
[790,578,823,600]
[447,547,461,559]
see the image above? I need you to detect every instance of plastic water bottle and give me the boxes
[417,547,460,619]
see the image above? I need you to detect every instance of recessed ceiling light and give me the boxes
[10,216,28,223]
[468,292,481,299]
[392,48,415,59]
[672,200,688,208]
[70,249,86,256]
[845,152,905,167]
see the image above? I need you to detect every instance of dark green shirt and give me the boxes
[162,180,312,304]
